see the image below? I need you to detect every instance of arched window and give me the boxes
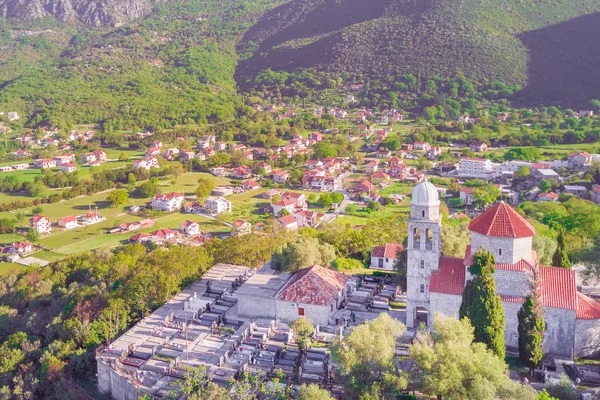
[425,228,433,250]
[420,260,425,269]
[421,210,425,218]
[413,227,421,249]
[419,284,425,294]
[498,248,503,256]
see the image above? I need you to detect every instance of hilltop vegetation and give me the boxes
[237,0,600,107]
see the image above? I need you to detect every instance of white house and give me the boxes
[8,242,33,255]
[180,220,200,236]
[57,215,78,230]
[151,192,184,212]
[277,215,299,231]
[232,220,252,237]
[61,163,78,173]
[29,215,51,234]
[133,156,159,170]
[271,199,296,216]
[458,157,493,178]
[271,170,289,183]
[204,196,232,215]
[370,243,404,270]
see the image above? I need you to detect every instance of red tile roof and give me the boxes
[30,214,48,222]
[59,215,77,223]
[372,243,404,259]
[429,257,465,295]
[277,265,349,305]
[273,199,295,207]
[154,192,184,200]
[130,233,149,241]
[539,266,577,310]
[468,202,536,238]
[576,293,600,319]
[277,215,297,226]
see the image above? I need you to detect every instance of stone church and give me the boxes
[406,180,600,358]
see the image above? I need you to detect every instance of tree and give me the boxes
[382,135,401,151]
[515,166,531,179]
[332,313,407,398]
[410,314,537,400]
[169,366,229,399]
[271,236,336,272]
[552,230,570,268]
[463,249,505,359]
[296,384,334,400]
[318,193,333,208]
[331,192,344,204]
[332,257,364,271]
[26,228,40,243]
[118,152,128,162]
[546,375,577,400]
[539,179,553,193]
[290,317,314,351]
[367,200,381,212]
[107,189,129,207]
[474,184,501,207]
[138,181,158,198]
[196,177,215,201]
[32,206,43,214]
[517,296,545,377]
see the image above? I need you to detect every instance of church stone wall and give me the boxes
[494,270,531,297]
[470,232,533,264]
[502,301,522,352]
[430,293,462,320]
[575,318,600,357]
[544,307,577,359]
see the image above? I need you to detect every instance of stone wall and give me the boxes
[502,301,522,352]
[430,293,462,321]
[237,293,277,320]
[276,300,333,326]
[494,269,531,297]
[97,359,140,400]
[544,307,577,359]
[575,318,600,357]
[470,232,533,265]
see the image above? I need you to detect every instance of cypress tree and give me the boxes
[518,295,546,377]
[467,249,506,360]
[459,279,475,320]
[552,230,571,268]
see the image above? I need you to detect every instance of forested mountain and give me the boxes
[0,0,159,26]
[237,0,600,107]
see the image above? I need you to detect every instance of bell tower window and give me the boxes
[421,210,425,218]
[420,260,425,269]
[419,284,425,294]
[498,248,503,256]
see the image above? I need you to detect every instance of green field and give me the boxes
[0,262,22,276]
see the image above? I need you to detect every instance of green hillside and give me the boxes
[236,0,600,107]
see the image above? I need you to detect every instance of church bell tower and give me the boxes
[406,179,442,328]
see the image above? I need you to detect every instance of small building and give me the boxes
[79,211,105,225]
[568,152,591,167]
[57,215,78,229]
[180,220,200,236]
[534,168,560,181]
[354,180,375,196]
[232,220,251,237]
[8,241,33,255]
[130,233,150,243]
[460,187,476,205]
[538,192,559,202]
[272,199,296,216]
[61,163,78,173]
[151,192,184,212]
[369,171,390,185]
[309,132,323,142]
[469,141,488,153]
[592,185,600,204]
[364,161,378,174]
[370,243,404,270]
[150,228,178,242]
[133,156,159,170]
[242,180,260,191]
[34,159,56,169]
[261,189,281,200]
[563,185,587,198]
[204,196,232,215]
[277,215,299,231]
[30,215,51,234]
[271,170,289,183]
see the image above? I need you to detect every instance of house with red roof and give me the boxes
[130,233,150,243]
[7,241,33,255]
[30,215,51,234]
[277,215,299,231]
[151,192,184,212]
[232,220,251,237]
[370,243,404,270]
[568,152,591,167]
[242,180,261,191]
[538,192,559,202]
[57,215,78,230]
[406,180,600,358]
[180,220,200,236]
[271,199,296,216]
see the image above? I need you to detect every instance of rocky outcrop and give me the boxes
[0,0,160,26]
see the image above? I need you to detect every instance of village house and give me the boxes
[130,233,150,243]
[310,176,338,192]
[204,196,231,215]
[145,147,161,157]
[133,156,159,170]
[30,215,52,234]
[281,192,307,210]
[534,168,560,181]
[295,210,325,228]
[180,220,200,236]
[183,201,202,214]
[277,215,299,231]
[79,211,105,225]
[180,150,196,162]
[376,150,391,159]
[194,152,206,161]
[215,141,227,151]
[458,157,493,179]
[460,187,476,205]
[309,132,323,142]
[54,153,75,166]
[271,170,289,183]
[592,185,600,204]
[271,199,296,216]
[364,161,378,174]
[162,148,180,161]
[57,215,78,230]
[370,243,404,271]
[61,163,78,173]
[414,142,431,151]
[12,150,30,158]
[568,152,591,167]
[7,241,32,255]
[354,180,375,197]
[34,159,56,169]
[260,189,281,200]
[563,185,588,198]
[151,192,184,212]
[150,228,178,243]
[370,171,390,185]
[230,166,252,180]
[426,146,442,159]
[469,141,488,153]
[255,162,272,173]
[232,220,252,237]
[242,180,261,191]
[538,192,559,202]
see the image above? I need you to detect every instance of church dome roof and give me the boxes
[468,201,536,238]
[411,179,440,207]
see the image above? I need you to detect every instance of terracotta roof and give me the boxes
[538,192,559,199]
[460,186,475,194]
[429,257,465,295]
[130,233,149,241]
[468,202,536,238]
[180,220,197,227]
[539,266,577,310]
[277,215,297,226]
[59,215,77,223]
[273,199,295,207]
[277,265,349,305]
[233,220,248,227]
[372,243,404,258]
[282,192,303,199]
[30,214,48,222]
[151,228,177,238]
[576,293,600,319]
[154,192,184,200]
